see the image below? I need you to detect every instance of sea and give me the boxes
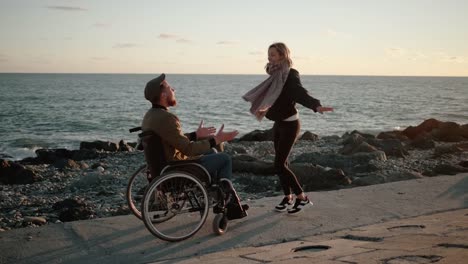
[1,73,467,160]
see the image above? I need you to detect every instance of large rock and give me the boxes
[431,163,468,175]
[401,119,468,142]
[299,131,319,141]
[377,131,409,141]
[0,159,40,184]
[433,145,463,157]
[52,159,81,170]
[340,141,378,155]
[52,198,94,222]
[341,131,407,157]
[366,138,408,158]
[431,122,467,142]
[80,140,119,152]
[409,133,436,149]
[293,151,387,175]
[232,155,275,175]
[118,140,134,152]
[22,148,102,165]
[238,129,273,142]
[35,148,74,164]
[290,164,351,190]
[402,118,442,139]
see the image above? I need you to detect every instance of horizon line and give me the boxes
[0,72,467,78]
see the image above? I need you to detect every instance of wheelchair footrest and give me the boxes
[226,203,249,220]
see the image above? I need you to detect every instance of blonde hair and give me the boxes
[268,42,293,67]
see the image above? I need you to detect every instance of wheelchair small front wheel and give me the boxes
[213,213,228,235]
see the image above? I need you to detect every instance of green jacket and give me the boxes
[141,105,215,162]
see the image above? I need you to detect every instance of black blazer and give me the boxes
[265,68,321,121]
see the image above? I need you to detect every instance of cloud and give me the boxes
[217,41,239,45]
[442,56,465,63]
[113,43,137,48]
[158,33,179,39]
[158,33,192,43]
[46,6,87,11]
[0,54,7,62]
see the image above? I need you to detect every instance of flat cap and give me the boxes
[144,73,165,101]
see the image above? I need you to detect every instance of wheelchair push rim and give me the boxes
[141,172,210,242]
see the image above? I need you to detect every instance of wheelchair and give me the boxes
[127,127,248,242]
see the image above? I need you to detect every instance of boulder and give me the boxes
[377,131,409,141]
[35,148,74,164]
[293,151,386,175]
[291,164,351,190]
[80,140,119,152]
[410,133,436,149]
[299,131,319,141]
[52,198,94,222]
[118,140,134,152]
[340,141,378,155]
[52,159,81,170]
[238,129,273,142]
[431,164,468,175]
[366,138,408,158]
[0,159,40,185]
[431,122,467,142]
[402,118,442,139]
[232,155,275,175]
[434,145,463,157]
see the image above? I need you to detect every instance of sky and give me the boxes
[0,0,467,76]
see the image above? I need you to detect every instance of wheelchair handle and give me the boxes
[129,127,142,133]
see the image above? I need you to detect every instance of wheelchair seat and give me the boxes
[139,130,212,185]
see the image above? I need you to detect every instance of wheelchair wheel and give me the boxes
[213,213,228,235]
[141,172,209,242]
[126,164,148,220]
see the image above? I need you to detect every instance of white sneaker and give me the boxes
[275,197,293,212]
[287,197,313,214]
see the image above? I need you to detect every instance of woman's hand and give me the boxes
[317,106,334,114]
[196,120,216,139]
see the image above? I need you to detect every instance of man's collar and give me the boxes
[151,104,168,111]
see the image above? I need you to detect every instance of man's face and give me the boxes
[161,80,177,106]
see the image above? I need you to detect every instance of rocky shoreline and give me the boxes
[1,118,467,231]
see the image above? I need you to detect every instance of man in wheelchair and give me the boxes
[141,73,248,220]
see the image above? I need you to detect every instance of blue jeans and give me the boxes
[198,152,232,181]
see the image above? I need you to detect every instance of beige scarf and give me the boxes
[242,62,290,121]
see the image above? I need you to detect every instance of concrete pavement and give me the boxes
[0,173,467,264]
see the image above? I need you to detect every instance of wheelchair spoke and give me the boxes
[141,172,209,242]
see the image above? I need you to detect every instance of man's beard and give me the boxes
[168,98,177,107]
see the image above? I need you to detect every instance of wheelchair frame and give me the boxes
[126,127,238,242]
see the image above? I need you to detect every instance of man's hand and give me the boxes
[196,120,216,139]
[317,106,334,114]
[214,124,239,145]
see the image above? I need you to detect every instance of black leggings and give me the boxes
[273,119,303,196]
